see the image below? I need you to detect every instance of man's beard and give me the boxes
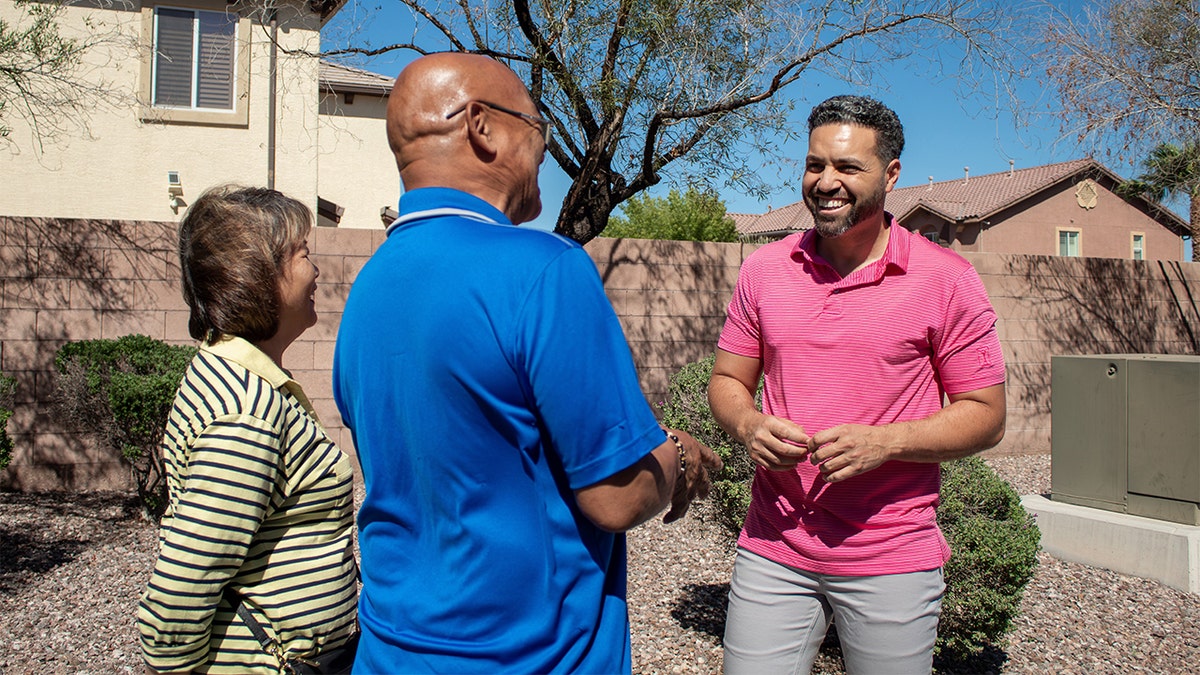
[806,188,885,239]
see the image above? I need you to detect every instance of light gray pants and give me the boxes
[723,549,944,675]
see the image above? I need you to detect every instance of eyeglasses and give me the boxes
[445,100,552,145]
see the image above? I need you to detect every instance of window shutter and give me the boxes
[153,8,195,107]
[196,11,237,110]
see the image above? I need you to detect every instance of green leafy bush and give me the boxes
[600,187,740,242]
[660,355,1040,664]
[0,372,15,472]
[53,334,195,519]
[936,455,1041,666]
[659,354,757,532]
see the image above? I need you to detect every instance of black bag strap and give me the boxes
[220,562,360,673]
[222,586,295,669]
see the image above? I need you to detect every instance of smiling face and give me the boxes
[275,240,319,343]
[802,123,900,238]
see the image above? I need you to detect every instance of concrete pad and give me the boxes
[1021,494,1200,595]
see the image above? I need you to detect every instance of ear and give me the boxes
[463,102,500,159]
[884,158,901,192]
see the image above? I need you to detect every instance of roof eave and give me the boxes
[310,0,348,24]
[320,81,393,97]
[1138,201,1192,237]
[952,161,1101,224]
[971,161,1190,235]
[895,203,962,223]
[740,228,806,240]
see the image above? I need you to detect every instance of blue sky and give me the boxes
[322,1,1172,232]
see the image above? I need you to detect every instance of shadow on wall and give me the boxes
[8,224,1200,490]
[4,217,178,308]
[586,237,748,407]
[0,216,180,491]
[1002,254,1200,419]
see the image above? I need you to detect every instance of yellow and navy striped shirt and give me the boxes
[137,337,357,674]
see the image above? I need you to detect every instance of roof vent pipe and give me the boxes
[963,166,969,184]
[928,176,934,189]
[1009,159,1015,177]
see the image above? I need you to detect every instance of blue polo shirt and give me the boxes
[334,188,663,674]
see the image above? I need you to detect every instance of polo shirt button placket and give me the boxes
[822,287,843,317]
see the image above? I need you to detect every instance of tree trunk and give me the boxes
[555,174,621,245]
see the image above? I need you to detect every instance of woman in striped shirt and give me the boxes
[138,186,357,674]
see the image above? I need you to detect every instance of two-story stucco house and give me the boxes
[0,0,397,229]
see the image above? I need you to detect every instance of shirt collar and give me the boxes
[792,211,911,279]
[203,336,321,420]
[393,187,513,230]
[203,336,292,389]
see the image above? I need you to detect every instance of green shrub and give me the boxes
[53,334,195,519]
[936,455,1041,666]
[659,354,757,532]
[0,372,15,472]
[660,355,1041,664]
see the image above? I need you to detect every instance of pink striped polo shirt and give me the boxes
[718,218,1006,575]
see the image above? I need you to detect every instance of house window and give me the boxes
[1058,228,1081,257]
[152,7,237,111]
[1132,233,1145,260]
[922,231,940,244]
[139,3,250,126]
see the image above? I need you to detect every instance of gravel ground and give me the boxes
[2,455,1199,674]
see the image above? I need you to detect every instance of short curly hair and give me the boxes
[807,95,905,163]
[178,185,312,343]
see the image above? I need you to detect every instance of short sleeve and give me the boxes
[515,247,664,490]
[717,258,763,358]
[932,266,1006,395]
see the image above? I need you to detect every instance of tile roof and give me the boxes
[731,158,1187,237]
[886,158,1098,222]
[319,60,395,96]
[730,200,813,236]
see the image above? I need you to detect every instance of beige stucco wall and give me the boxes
[317,92,397,229]
[0,0,322,221]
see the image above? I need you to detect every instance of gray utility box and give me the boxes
[1051,354,1200,526]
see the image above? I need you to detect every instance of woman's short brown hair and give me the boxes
[178,185,313,343]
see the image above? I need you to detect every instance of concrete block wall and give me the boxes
[0,216,185,490]
[584,237,755,410]
[970,252,1200,455]
[2,216,1199,490]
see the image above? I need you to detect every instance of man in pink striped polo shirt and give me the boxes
[709,95,1007,674]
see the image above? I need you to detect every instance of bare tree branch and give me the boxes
[319,0,1016,243]
[1041,0,1200,160]
[1,0,137,154]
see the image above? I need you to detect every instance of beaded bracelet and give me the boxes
[666,431,686,475]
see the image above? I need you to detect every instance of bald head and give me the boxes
[386,53,504,164]
[386,53,545,224]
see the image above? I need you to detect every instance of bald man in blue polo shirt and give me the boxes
[333,53,721,674]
